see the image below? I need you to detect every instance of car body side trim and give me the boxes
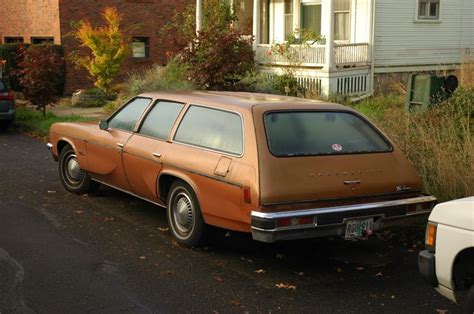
[92,179,167,208]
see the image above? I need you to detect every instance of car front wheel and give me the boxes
[58,144,98,194]
[167,181,207,247]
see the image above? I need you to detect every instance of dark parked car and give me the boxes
[0,80,15,130]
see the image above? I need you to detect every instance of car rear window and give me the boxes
[264,111,391,157]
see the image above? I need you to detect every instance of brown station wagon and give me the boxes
[47,91,436,246]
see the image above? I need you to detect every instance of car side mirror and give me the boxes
[99,120,109,130]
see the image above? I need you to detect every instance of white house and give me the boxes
[196,0,474,97]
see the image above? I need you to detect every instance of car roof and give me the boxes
[138,91,349,112]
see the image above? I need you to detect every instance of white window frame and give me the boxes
[415,0,441,23]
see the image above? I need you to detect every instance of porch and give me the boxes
[195,0,375,97]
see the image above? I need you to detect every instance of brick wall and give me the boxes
[0,0,61,44]
[59,0,193,94]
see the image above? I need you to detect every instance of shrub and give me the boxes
[71,7,129,92]
[124,57,194,97]
[15,45,65,116]
[182,30,255,90]
[234,71,275,94]
[161,0,255,90]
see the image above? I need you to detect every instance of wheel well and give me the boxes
[158,174,180,203]
[453,247,474,291]
[57,140,71,155]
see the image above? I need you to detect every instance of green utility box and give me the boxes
[405,74,458,112]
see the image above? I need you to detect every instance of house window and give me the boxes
[31,37,54,44]
[301,3,322,36]
[418,0,440,19]
[132,37,149,58]
[284,0,294,40]
[4,37,24,44]
[334,0,350,41]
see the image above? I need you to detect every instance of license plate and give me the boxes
[345,218,374,239]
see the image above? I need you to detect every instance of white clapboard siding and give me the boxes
[374,0,474,68]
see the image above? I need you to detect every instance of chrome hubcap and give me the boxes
[65,154,83,183]
[174,192,193,233]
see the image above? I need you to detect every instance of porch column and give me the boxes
[293,0,300,35]
[323,0,335,72]
[196,0,203,34]
[252,0,261,50]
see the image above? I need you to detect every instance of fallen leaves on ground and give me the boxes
[230,299,242,306]
[213,276,224,282]
[356,266,364,271]
[104,217,114,222]
[158,227,169,232]
[275,283,296,290]
[336,267,343,273]
[254,269,266,274]
[47,190,56,194]
[240,257,253,263]
[375,272,383,277]
[436,309,448,314]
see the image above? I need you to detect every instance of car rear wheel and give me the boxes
[167,181,206,247]
[59,144,98,194]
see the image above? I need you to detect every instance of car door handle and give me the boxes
[152,152,161,158]
[117,143,124,148]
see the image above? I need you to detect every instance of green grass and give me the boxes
[14,107,94,137]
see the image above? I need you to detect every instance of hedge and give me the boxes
[0,44,65,94]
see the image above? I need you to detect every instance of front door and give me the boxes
[86,97,152,191]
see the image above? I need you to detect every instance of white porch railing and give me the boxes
[334,43,369,66]
[256,43,369,67]
[256,44,326,67]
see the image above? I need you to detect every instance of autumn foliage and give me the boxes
[15,45,65,116]
[71,7,129,92]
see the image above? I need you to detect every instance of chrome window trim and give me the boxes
[172,104,245,158]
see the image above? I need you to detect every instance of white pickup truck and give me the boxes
[418,197,474,313]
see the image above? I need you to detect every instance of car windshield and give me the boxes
[264,111,391,157]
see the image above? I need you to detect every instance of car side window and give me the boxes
[174,105,243,156]
[139,100,184,140]
[108,97,151,132]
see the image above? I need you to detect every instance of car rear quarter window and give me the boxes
[139,101,184,140]
[109,97,151,132]
[264,111,391,157]
[174,105,243,156]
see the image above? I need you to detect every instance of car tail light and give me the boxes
[425,222,437,251]
[277,216,315,228]
[0,91,14,101]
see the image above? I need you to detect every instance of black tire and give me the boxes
[58,144,98,194]
[166,180,207,247]
[463,285,474,314]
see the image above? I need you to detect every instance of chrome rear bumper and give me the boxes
[251,195,437,243]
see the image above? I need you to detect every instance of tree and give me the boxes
[71,7,129,92]
[15,45,64,116]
